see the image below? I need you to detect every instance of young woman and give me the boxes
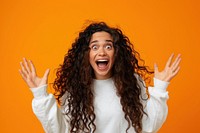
[19,22,181,133]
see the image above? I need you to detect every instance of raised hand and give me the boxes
[19,58,50,88]
[154,54,181,82]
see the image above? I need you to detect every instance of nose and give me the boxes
[98,47,106,56]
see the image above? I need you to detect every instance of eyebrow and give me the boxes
[90,40,113,44]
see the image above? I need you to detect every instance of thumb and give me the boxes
[154,63,159,73]
[39,69,50,86]
[43,69,50,80]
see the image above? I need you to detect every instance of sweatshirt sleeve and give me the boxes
[30,85,68,133]
[141,78,169,133]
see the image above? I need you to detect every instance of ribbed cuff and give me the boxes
[30,84,48,99]
[154,78,170,92]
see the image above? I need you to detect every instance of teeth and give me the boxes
[97,59,108,62]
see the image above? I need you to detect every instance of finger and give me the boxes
[23,58,31,74]
[171,54,181,69]
[172,66,180,77]
[172,57,181,72]
[19,69,36,87]
[29,60,37,76]
[20,61,28,76]
[165,53,174,68]
[19,69,27,81]
[154,63,159,73]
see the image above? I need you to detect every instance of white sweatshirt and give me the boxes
[30,77,169,133]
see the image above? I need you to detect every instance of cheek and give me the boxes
[110,50,115,62]
[89,51,95,64]
[107,51,115,67]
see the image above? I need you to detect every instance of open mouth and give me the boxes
[96,59,109,69]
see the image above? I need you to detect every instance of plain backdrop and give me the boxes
[0,0,200,132]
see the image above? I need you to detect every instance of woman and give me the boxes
[19,22,181,133]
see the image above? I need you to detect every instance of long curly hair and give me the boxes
[53,22,153,133]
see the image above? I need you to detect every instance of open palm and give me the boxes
[19,58,50,88]
[154,54,181,82]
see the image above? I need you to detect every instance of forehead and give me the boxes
[90,31,113,42]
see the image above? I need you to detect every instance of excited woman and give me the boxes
[19,22,181,133]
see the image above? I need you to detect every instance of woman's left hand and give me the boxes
[154,53,181,82]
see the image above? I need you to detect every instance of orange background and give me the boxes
[0,0,200,132]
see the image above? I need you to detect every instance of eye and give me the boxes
[91,45,98,50]
[105,44,112,50]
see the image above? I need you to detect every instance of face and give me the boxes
[89,31,115,80]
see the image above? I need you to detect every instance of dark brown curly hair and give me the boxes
[53,22,153,133]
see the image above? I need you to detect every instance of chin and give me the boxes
[94,70,112,79]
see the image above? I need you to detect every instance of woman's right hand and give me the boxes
[19,58,50,88]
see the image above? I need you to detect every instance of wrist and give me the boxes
[30,84,48,99]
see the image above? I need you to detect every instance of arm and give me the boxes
[142,78,169,133]
[19,58,68,133]
[30,85,68,133]
[141,54,181,132]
